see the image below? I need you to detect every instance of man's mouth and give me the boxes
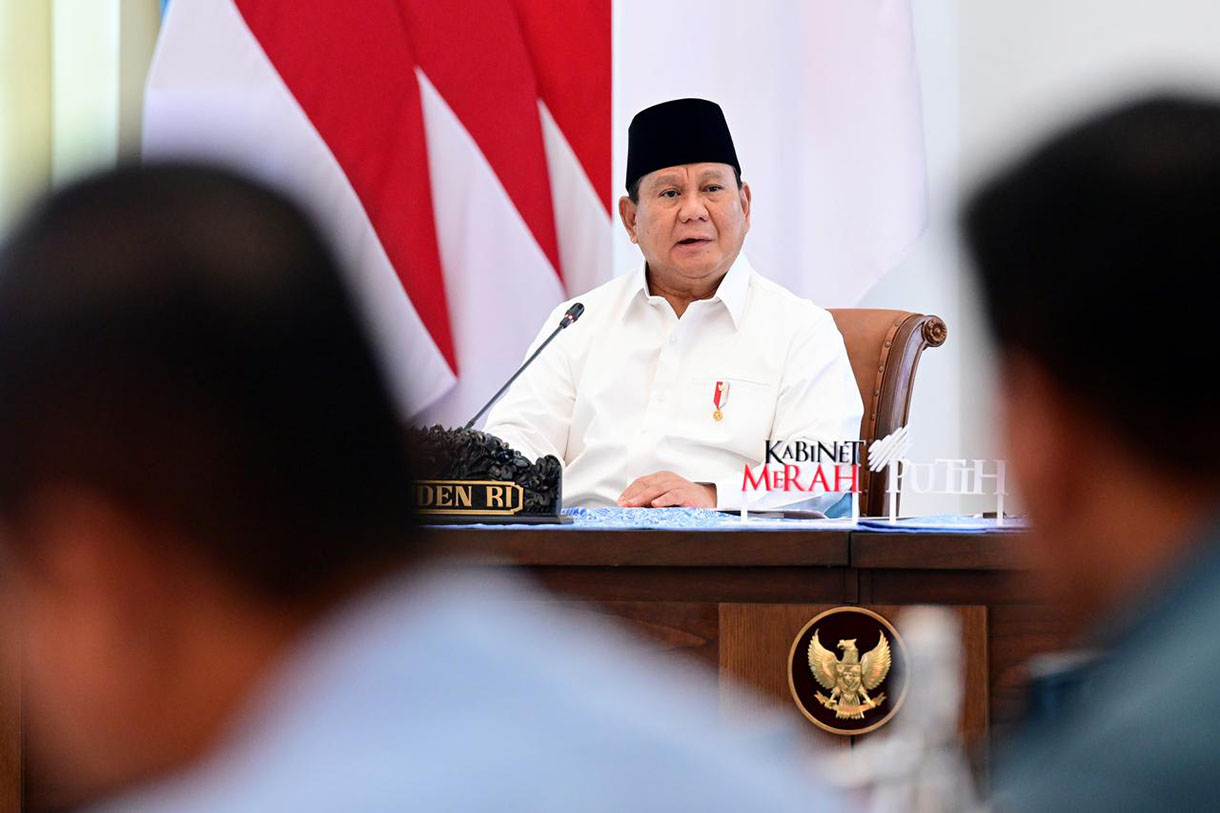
[676,237,711,246]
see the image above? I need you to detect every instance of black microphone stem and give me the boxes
[463,303,583,430]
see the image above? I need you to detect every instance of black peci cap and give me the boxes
[625,98,741,191]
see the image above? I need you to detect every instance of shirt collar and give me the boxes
[631,253,752,329]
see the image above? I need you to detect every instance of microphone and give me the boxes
[463,302,584,430]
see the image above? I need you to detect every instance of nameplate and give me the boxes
[415,479,524,516]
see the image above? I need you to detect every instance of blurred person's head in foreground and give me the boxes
[964,95,1220,809]
[0,165,829,812]
[963,94,1220,624]
[0,164,415,802]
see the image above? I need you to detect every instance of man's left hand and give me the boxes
[617,471,716,508]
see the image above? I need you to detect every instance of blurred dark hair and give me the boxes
[961,94,1220,468]
[0,163,415,599]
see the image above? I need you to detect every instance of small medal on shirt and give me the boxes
[713,380,730,421]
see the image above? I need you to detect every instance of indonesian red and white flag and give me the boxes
[144,0,923,426]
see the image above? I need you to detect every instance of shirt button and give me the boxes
[667,334,677,345]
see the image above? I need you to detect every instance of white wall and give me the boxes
[3,0,160,193]
[0,0,51,229]
[868,0,1220,515]
[859,0,970,514]
[960,0,1220,186]
[958,0,1220,513]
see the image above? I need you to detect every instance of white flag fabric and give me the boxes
[144,0,923,425]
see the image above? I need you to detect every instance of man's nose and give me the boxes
[678,190,709,221]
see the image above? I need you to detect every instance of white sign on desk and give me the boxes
[869,427,1008,524]
[739,437,866,522]
[739,427,1008,524]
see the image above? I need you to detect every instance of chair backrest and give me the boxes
[828,309,947,517]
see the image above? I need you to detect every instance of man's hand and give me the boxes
[617,471,717,508]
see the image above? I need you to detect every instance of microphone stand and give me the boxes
[464,303,583,429]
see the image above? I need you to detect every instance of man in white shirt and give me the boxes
[485,98,863,510]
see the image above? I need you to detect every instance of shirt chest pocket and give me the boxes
[678,376,777,458]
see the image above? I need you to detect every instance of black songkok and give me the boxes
[625,98,741,192]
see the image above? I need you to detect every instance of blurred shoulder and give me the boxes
[997,548,1220,810]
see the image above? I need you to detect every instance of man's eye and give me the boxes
[706,185,723,193]
[660,189,680,198]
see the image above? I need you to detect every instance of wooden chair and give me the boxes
[828,309,947,516]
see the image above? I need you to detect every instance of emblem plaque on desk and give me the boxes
[788,607,909,736]
[407,425,568,524]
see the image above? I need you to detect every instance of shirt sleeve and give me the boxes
[481,302,577,464]
[713,310,864,511]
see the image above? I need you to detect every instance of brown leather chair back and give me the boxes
[828,309,947,516]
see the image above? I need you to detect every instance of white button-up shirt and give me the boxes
[484,255,863,510]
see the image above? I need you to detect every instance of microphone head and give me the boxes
[559,302,585,328]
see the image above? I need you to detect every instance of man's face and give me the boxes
[618,162,751,288]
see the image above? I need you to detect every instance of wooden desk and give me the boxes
[1,526,1071,809]
[419,526,1073,758]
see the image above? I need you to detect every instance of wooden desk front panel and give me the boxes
[429,528,1074,756]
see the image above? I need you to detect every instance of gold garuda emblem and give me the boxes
[787,606,908,736]
[808,631,890,719]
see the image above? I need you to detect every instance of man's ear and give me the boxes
[618,196,639,245]
[740,181,752,227]
[14,488,181,773]
[1000,355,1080,527]
[17,489,168,633]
